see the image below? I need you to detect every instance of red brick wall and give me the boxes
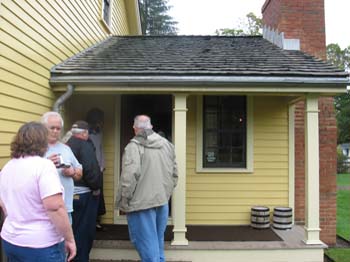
[262,0,337,245]
[262,0,326,60]
[318,97,337,245]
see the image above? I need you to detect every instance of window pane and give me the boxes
[203,96,246,168]
[205,131,217,147]
[205,112,217,129]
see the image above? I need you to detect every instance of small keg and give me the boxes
[251,206,270,229]
[273,207,293,230]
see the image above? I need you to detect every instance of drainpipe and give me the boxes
[53,83,75,112]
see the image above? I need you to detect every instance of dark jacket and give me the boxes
[67,136,102,190]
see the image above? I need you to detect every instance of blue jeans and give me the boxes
[127,204,169,262]
[72,192,99,262]
[2,239,65,262]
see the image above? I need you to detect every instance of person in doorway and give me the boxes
[41,111,82,224]
[116,115,178,262]
[66,120,102,262]
[0,122,76,261]
[86,108,106,231]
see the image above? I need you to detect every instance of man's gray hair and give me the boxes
[41,111,64,127]
[71,128,87,135]
[133,115,153,130]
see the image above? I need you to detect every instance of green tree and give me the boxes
[139,0,178,35]
[327,44,350,71]
[215,12,262,36]
[327,44,350,144]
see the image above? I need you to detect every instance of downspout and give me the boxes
[53,83,75,112]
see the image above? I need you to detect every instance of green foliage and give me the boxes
[326,44,350,144]
[337,146,349,173]
[139,0,178,35]
[327,44,350,71]
[215,28,245,36]
[216,12,262,36]
[335,93,350,144]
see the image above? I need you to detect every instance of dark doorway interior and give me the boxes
[119,95,173,216]
[120,95,173,150]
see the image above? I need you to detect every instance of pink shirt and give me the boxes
[0,156,64,248]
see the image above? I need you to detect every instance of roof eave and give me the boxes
[50,75,349,93]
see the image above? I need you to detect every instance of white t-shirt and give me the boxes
[45,142,81,212]
[0,156,63,248]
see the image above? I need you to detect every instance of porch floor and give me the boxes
[91,225,326,261]
[95,224,281,242]
[93,225,326,250]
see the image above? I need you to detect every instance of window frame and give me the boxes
[196,95,254,173]
[100,0,113,33]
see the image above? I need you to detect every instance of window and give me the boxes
[101,0,112,30]
[196,96,253,173]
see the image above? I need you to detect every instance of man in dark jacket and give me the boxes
[66,120,102,262]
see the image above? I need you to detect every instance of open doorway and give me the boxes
[119,94,173,216]
[120,95,173,150]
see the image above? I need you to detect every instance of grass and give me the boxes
[337,190,350,240]
[325,173,350,262]
[325,248,350,262]
[336,173,350,240]
[337,173,350,186]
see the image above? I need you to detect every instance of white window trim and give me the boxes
[196,95,254,173]
[100,0,113,33]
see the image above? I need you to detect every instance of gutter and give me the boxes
[53,83,75,112]
[49,75,350,86]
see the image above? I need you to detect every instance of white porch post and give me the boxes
[304,95,322,245]
[171,93,188,245]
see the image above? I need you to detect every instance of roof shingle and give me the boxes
[51,35,348,81]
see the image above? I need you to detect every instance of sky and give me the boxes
[167,0,350,49]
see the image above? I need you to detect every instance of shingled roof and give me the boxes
[50,35,349,87]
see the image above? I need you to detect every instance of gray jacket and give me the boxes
[116,130,178,213]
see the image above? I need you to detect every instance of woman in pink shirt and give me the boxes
[0,122,76,261]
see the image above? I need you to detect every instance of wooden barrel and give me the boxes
[273,207,293,230]
[251,206,270,229]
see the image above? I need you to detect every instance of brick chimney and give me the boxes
[262,0,326,60]
[262,0,337,245]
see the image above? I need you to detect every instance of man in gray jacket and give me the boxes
[116,115,178,262]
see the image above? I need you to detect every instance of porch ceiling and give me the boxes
[50,36,349,94]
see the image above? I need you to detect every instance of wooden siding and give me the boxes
[186,95,289,224]
[64,95,116,224]
[0,0,132,168]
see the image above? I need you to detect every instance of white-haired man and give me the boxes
[116,115,178,262]
[41,111,82,224]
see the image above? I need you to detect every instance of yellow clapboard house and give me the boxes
[0,0,140,166]
[1,1,349,262]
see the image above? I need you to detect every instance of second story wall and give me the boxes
[0,0,137,167]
